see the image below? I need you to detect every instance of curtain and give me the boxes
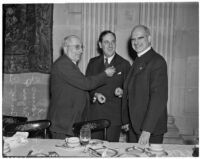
[139,3,175,112]
[3,4,53,74]
[80,3,117,73]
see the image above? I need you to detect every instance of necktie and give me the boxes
[104,58,109,68]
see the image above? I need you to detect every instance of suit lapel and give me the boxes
[123,59,137,89]
[63,54,82,73]
[94,55,105,73]
[124,49,154,89]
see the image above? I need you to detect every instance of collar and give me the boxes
[137,46,151,57]
[72,60,77,65]
[104,53,115,64]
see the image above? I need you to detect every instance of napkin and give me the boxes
[4,132,29,148]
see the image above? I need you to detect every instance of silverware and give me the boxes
[27,150,33,156]
[88,147,102,157]
[133,146,145,152]
[55,144,65,148]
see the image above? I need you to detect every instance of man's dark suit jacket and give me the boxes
[48,54,107,136]
[122,48,168,135]
[86,53,130,126]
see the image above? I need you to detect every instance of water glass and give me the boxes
[80,127,91,146]
[193,129,199,145]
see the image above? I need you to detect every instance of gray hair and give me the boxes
[62,35,80,48]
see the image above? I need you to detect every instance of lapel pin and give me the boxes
[117,72,122,75]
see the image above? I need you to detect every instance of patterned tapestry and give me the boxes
[3,4,53,73]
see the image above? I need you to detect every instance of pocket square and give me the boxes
[117,72,122,75]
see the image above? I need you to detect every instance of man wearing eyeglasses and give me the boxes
[48,35,116,139]
[122,25,168,145]
[86,31,131,142]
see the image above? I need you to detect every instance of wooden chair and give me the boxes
[3,115,28,128]
[3,115,28,136]
[4,120,51,138]
[72,119,111,140]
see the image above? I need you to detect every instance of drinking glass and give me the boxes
[193,129,199,145]
[80,127,91,146]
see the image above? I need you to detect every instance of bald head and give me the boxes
[131,25,151,37]
[131,25,151,54]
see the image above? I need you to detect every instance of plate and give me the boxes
[125,146,145,153]
[145,148,168,157]
[90,148,118,157]
[146,147,164,152]
[55,143,84,151]
[89,139,104,146]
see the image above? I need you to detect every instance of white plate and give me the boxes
[55,143,84,151]
[145,147,164,153]
[90,148,118,157]
[125,146,144,153]
[149,147,164,152]
[89,139,104,146]
[149,144,164,151]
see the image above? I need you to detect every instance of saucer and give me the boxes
[145,148,168,157]
[55,143,84,151]
[89,147,118,157]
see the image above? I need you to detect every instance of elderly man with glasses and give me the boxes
[48,35,116,139]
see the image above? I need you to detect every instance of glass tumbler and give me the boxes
[80,127,91,146]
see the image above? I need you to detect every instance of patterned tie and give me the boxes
[104,58,109,68]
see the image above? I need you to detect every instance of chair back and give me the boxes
[72,119,111,140]
[3,115,28,128]
[4,120,51,138]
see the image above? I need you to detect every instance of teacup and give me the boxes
[149,144,164,152]
[65,137,80,147]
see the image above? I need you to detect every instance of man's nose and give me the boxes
[109,42,113,47]
[134,39,139,45]
[78,49,83,54]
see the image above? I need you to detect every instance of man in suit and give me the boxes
[86,31,131,142]
[48,35,116,139]
[122,25,168,145]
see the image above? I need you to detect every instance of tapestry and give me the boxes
[3,4,53,73]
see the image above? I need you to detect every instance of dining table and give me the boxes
[5,138,195,157]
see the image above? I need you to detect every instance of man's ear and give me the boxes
[148,35,151,43]
[63,46,68,53]
[99,42,102,49]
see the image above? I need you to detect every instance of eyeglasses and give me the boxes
[66,45,84,50]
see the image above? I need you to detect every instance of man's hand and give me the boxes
[121,124,129,132]
[94,93,106,104]
[114,87,123,98]
[104,66,116,77]
[138,131,151,145]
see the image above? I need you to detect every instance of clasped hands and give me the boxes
[93,87,123,104]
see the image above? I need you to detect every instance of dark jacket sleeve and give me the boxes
[56,59,107,91]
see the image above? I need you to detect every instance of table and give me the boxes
[6,138,194,157]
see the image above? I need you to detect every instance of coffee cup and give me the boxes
[149,144,163,151]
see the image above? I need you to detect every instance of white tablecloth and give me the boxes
[6,138,194,157]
